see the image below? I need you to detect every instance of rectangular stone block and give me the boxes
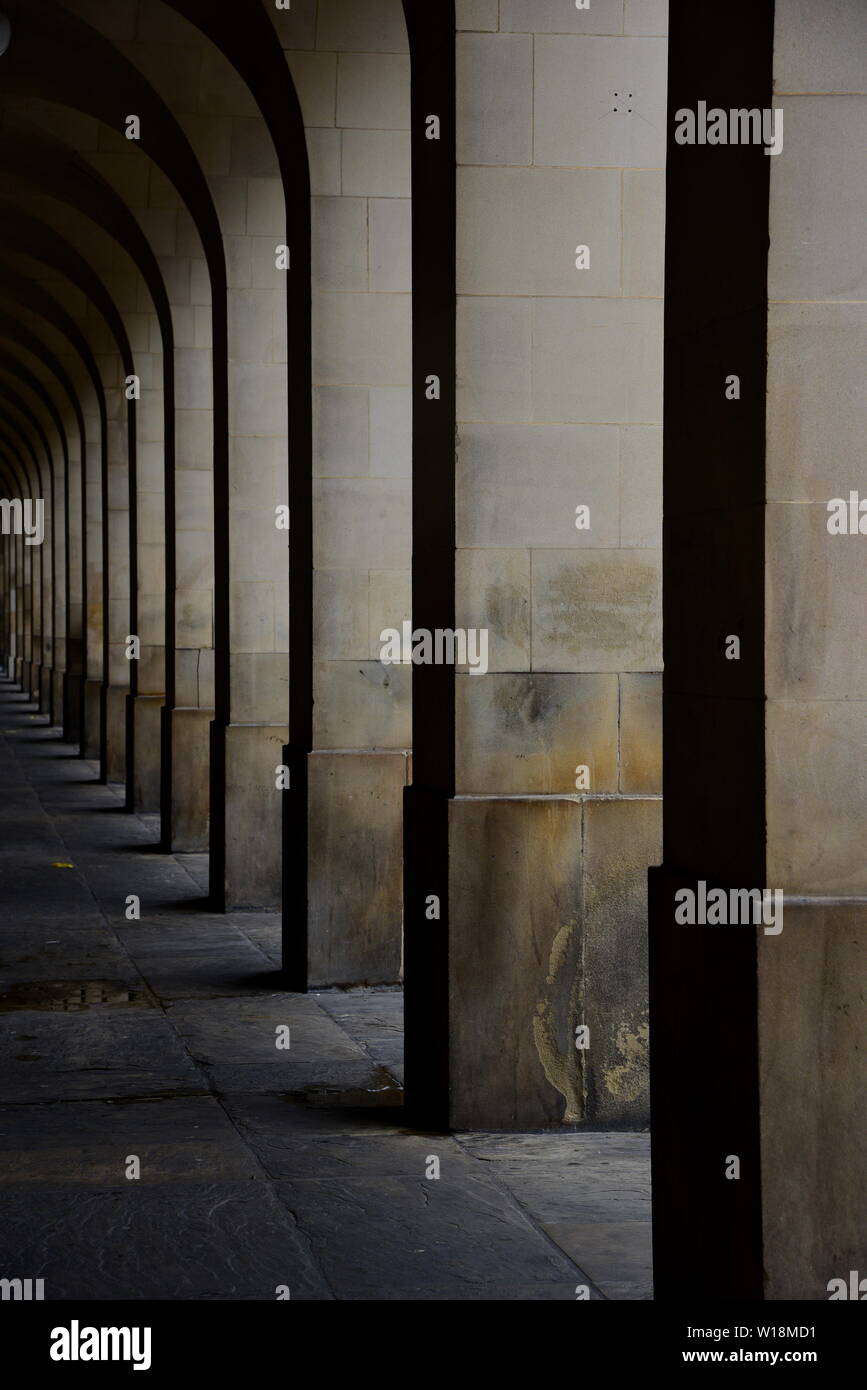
[313,659,410,750]
[456,0,499,29]
[624,0,668,35]
[170,707,212,852]
[760,904,867,1298]
[315,0,409,53]
[457,297,532,423]
[336,53,410,130]
[83,679,102,761]
[312,196,368,291]
[533,36,668,169]
[224,723,287,909]
[340,130,410,198]
[768,97,867,301]
[773,0,867,93]
[307,128,341,196]
[622,170,665,298]
[533,298,664,425]
[314,569,370,661]
[766,502,867,701]
[583,798,659,1126]
[284,50,337,127]
[308,752,406,986]
[229,652,288,727]
[369,387,411,476]
[457,423,620,549]
[457,34,532,166]
[620,426,662,548]
[455,549,531,672]
[105,685,127,785]
[531,549,662,672]
[314,477,411,570]
[369,199,411,292]
[767,699,867,895]
[312,290,411,384]
[455,672,618,794]
[449,797,584,1129]
[766,303,867,502]
[132,695,164,813]
[501,0,623,34]
[457,167,621,296]
[314,386,369,477]
[619,673,662,794]
[368,570,411,660]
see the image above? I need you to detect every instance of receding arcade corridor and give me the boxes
[0,679,651,1300]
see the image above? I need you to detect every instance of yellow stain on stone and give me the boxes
[532,921,584,1123]
[51,862,75,869]
[603,1019,649,1102]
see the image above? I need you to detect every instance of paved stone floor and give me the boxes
[0,679,651,1300]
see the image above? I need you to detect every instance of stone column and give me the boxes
[761,0,867,1300]
[283,0,412,981]
[439,0,666,1128]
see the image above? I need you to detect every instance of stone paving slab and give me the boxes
[0,1184,332,1299]
[274,1173,594,1298]
[0,1096,262,1185]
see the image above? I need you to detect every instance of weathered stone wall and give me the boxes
[450,0,667,1127]
[761,0,867,1299]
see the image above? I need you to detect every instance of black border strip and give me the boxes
[402,0,457,1131]
[649,0,775,1300]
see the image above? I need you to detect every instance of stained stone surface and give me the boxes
[0,681,651,1300]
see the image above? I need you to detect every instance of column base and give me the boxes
[307,750,407,988]
[130,694,164,813]
[168,707,213,851]
[218,722,288,909]
[83,680,102,760]
[104,685,129,786]
[444,795,659,1131]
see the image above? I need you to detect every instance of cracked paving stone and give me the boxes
[0,1097,263,1184]
[272,1174,588,1297]
[0,1184,332,1299]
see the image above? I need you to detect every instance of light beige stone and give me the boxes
[457,297,532,423]
[766,501,867,700]
[501,0,623,34]
[455,672,618,793]
[759,903,867,1299]
[768,97,867,300]
[533,298,664,425]
[457,423,620,548]
[336,53,410,130]
[308,752,405,986]
[341,130,410,198]
[619,672,662,793]
[622,171,665,298]
[534,36,668,169]
[313,658,411,749]
[620,426,662,547]
[456,34,532,166]
[531,549,662,672]
[457,167,621,297]
[767,699,867,894]
[449,797,584,1129]
[455,548,531,672]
